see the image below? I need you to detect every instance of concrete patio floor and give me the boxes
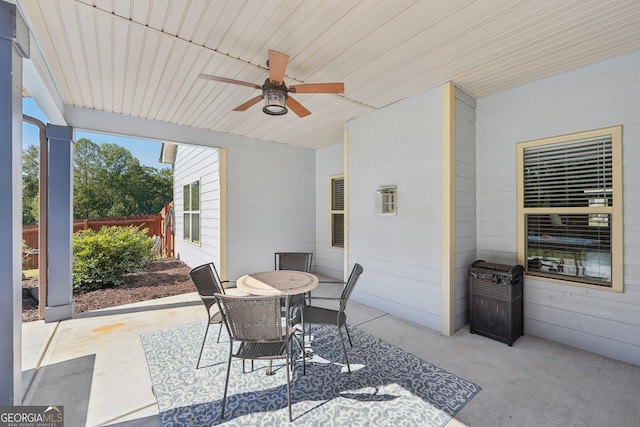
[21,283,640,427]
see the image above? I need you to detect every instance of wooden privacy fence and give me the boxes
[22,202,175,269]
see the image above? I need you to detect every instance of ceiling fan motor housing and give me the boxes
[262,79,289,115]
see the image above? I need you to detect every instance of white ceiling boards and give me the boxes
[19,0,640,149]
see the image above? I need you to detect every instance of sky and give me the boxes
[22,98,170,170]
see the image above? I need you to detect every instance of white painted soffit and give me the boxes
[18,0,640,149]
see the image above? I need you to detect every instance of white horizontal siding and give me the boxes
[224,139,316,279]
[173,145,221,269]
[171,135,316,281]
[315,142,344,280]
[454,86,477,329]
[476,49,640,365]
[347,87,443,329]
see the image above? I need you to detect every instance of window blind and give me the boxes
[332,213,344,247]
[523,135,612,208]
[332,178,344,210]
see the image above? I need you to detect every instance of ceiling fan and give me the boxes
[199,50,344,118]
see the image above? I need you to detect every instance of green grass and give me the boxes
[23,269,38,278]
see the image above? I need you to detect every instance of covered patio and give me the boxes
[3,0,640,418]
[22,285,640,426]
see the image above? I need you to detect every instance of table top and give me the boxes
[237,270,318,296]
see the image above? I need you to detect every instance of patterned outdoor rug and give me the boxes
[141,321,480,426]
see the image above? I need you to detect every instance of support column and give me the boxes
[44,124,74,322]
[441,82,456,336]
[0,1,29,405]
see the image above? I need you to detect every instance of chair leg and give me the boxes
[216,322,223,343]
[289,330,302,371]
[298,312,307,375]
[344,324,353,347]
[337,325,351,373]
[221,350,233,420]
[242,359,255,374]
[301,323,306,375]
[286,340,292,422]
[197,322,211,369]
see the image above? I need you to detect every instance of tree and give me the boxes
[73,138,173,219]
[22,145,40,225]
[22,138,173,224]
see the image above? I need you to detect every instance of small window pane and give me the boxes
[523,136,612,208]
[191,181,200,210]
[191,213,200,244]
[526,213,611,285]
[183,213,191,240]
[332,213,344,248]
[183,185,191,210]
[332,178,344,210]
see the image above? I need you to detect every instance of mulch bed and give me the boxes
[22,257,195,322]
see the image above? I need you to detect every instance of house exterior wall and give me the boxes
[453,88,477,329]
[173,145,221,269]
[315,142,344,279]
[476,49,640,365]
[224,139,316,280]
[164,130,316,281]
[347,87,444,329]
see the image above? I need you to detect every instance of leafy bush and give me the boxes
[73,225,154,290]
[22,239,31,268]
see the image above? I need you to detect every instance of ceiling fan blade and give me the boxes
[289,83,344,94]
[199,74,261,89]
[233,96,263,111]
[286,96,311,118]
[268,50,289,84]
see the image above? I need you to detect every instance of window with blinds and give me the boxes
[518,126,623,291]
[183,180,201,244]
[331,175,344,248]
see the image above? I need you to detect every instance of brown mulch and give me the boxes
[22,258,195,322]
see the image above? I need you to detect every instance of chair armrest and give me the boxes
[318,280,345,284]
[221,279,237,288]
[303,296,340,302]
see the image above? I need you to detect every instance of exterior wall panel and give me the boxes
[454,87,477,329]
[476,50,640,365]
[224,140,316,280]
[315,142,344,279]
[173,139,316,282]
[347,88,443,329]
[173,145,220,269]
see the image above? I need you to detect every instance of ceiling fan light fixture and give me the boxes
[262,89,288,115]
[200,50,343,118]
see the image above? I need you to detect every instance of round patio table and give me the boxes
[237,270,318,296]
[236,270,318,375]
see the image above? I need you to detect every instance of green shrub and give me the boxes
[73,225,154,290]
[22,239,31,269]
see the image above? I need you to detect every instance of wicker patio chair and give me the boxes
[301,263,364,374]
[274,252,313,272]
[189,262,228,369]
[275,252,313,312]
[214,293,294,421]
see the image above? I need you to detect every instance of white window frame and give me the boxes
[183,180,201,245]
[516,126,623,292]
[330,175,344,249]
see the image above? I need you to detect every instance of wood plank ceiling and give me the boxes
[19,0,640,149]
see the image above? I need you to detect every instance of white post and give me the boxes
[0,0,29,405]
[45,124,74,322]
